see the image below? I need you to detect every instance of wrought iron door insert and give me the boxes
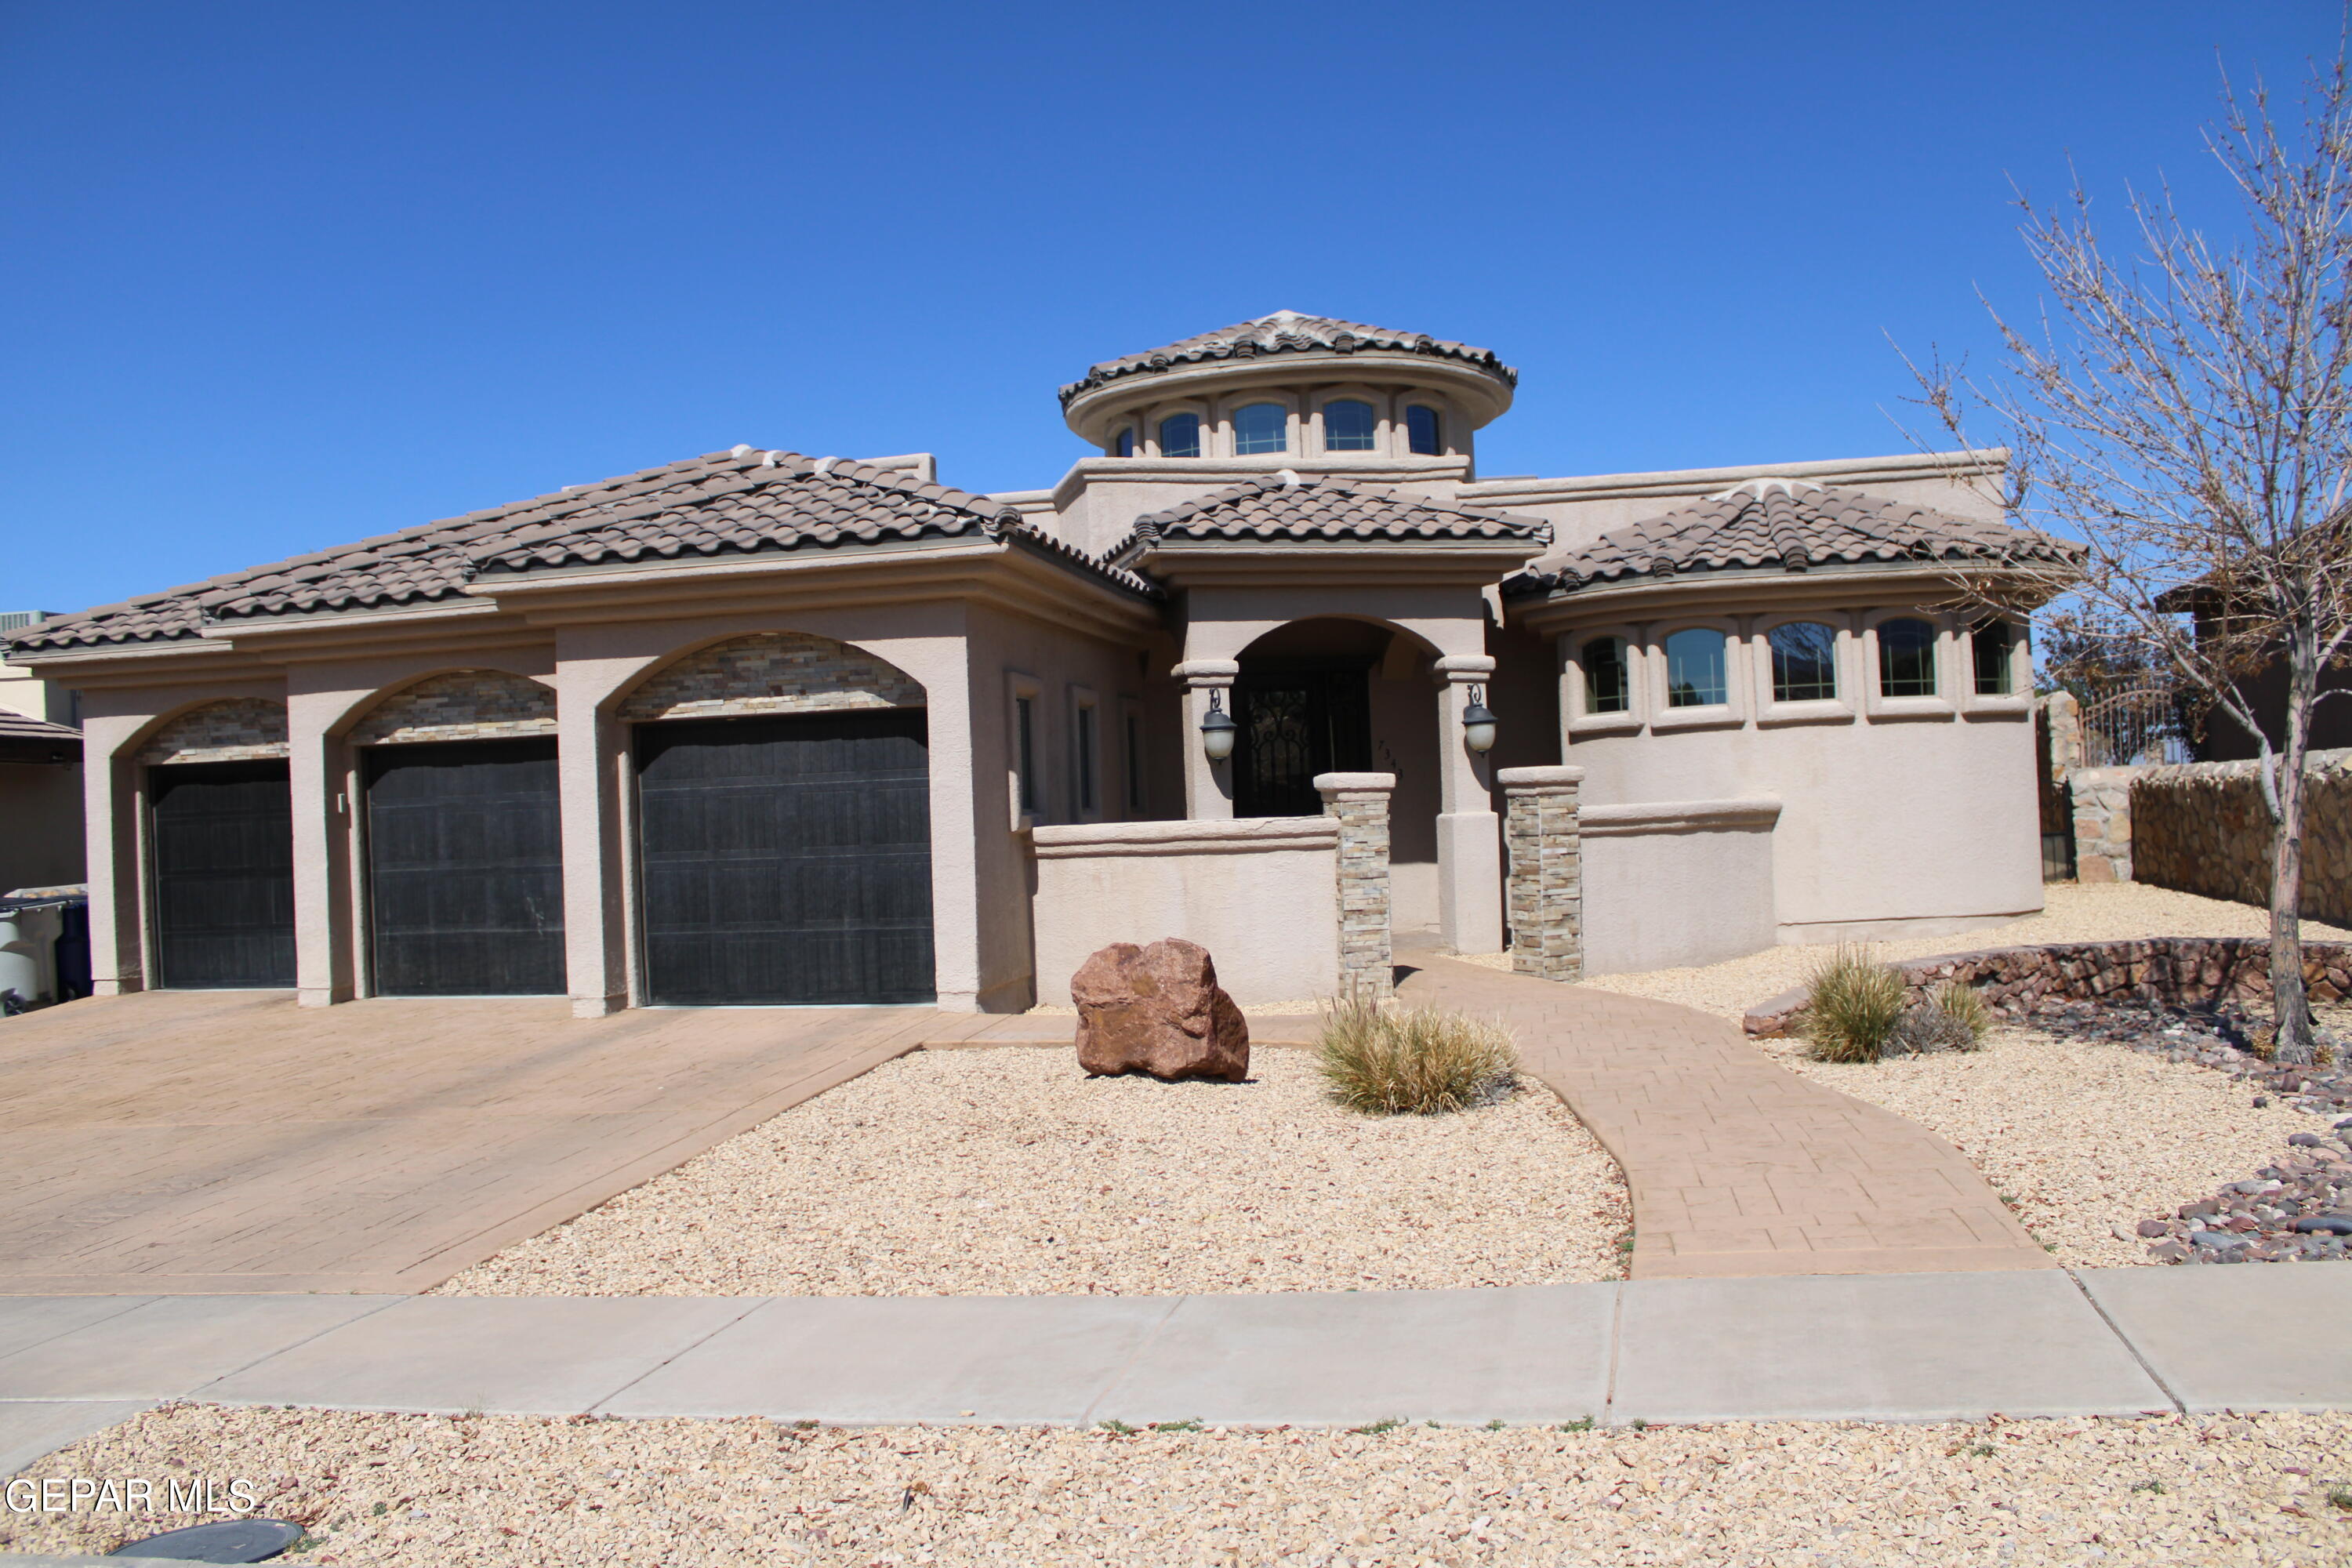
[1232,659,1373,818]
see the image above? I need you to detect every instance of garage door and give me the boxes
[636,710,934,1005]
[365,738,564,996]
[150,760,296,989]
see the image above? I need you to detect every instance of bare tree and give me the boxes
[1911,45,2352,1064]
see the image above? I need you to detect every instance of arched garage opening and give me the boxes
[619,632,935,1006]
[138,699,296,989]
[350,670,564,996]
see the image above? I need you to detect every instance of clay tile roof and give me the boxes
[1502,479,2082,597]
[10,450,1155,652]
[1107,476,1550,568]
[0,710,82,762]
[1060,310,1517,407]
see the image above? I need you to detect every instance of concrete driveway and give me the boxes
[0,990,952,1294]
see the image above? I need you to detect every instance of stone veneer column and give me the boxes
[1174,659,1239,821]
[1316,771,1396,1003]
[1432,654,1504,954]
[1499,764,1585,982]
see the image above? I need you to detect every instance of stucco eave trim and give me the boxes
[1505,559,2071,628]
[1579,798,1784,837]
[1029,816,1339,858]
[196,598,509,639]
[2,636,237,669]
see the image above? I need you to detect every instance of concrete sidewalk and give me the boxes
[5,1266,2347,1474]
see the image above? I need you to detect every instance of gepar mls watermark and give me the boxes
[5,1476,260,1515]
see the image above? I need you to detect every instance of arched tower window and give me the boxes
[1406,405,1443,456]
[1157,412,1201,458]
[1323,399,1376,452]
[1878,619,1939,697]
[1234,402,1288,456]
[1110,426,1135,458]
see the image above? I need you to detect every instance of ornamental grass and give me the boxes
[1798,946,1909,1063]
[1316,1000,1519,1116]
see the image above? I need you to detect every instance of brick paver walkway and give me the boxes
[1398,956,2056,1279]
[0,992,952,1295]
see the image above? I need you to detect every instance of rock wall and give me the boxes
[2131,750,2352,929]
[1745,935,2352,1035]
[1320,776,1394,1003]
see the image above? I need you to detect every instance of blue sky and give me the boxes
[2,2,2337,615]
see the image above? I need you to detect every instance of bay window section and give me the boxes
[1664,629,1728,708]
[1769,622,1838,702]
[1878,619,1939,697]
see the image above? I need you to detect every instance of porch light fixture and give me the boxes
[1199,689,1238,761]
[1461,685,1498,753]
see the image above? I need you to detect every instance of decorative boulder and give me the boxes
[1072,938,1250,1082]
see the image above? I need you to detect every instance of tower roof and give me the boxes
[1060,310,1517,408]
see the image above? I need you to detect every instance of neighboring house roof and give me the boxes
[12,448,1155,652]
[1060,310,1519,407]
[1504,478,2081,597]
[0,710,81,764]
[1108,476,1551,568]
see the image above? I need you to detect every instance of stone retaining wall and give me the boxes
[1744,935,2352,1036]
[2131,749,2352,928]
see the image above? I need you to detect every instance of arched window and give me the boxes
[1406,405,1443,456]
[1972,620,2014,695]
[1664,629,1727,707]
[1111,426,1135,458]
[1323,399,1376,452]
[1878,618,1939,696]
[1769,622,1838,702]
[1157,412,1201,459]
[1582,636,1630,714]
[1234,402,1288,455]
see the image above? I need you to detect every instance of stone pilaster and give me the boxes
[1499,765,1585,982]
[1316,771,1396,1003]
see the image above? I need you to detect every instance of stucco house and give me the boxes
[0,313,2075,1014]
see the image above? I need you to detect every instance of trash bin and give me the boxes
[0,884,89,1013]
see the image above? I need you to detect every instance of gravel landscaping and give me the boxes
[9,1402,2349,1566]
[1568,882,2352,1024]
[437,1047,1629,1298]
[1564,884,2352,1271]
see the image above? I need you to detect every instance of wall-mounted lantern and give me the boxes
[1199,688,1238,761]
[1460,684,1498,753]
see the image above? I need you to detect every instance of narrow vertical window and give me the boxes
[1124,712,1145,813]
[1973,621,2013,695]
[1234,401,1288,455]
[1323,399,1376,451]
[1075,702,1097,814]
[1878,619,1939,697]
[1157,412,1200,458]
[1015,695,1037,813]
[1665,629,1728,707]
[1769,622,1838,702]
[1582,636,1630,714]
[1406,405,1443,456]
[1111,426,1134,458]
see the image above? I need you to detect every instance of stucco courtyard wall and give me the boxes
[2129,750,2352,929]
[1579,799,1780,975]
[1028,817,1341,1005]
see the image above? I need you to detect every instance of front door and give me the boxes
[149,760,296,989]
[634,709,935,1005]
[365,738,564,996]
[1232,661,1374,818]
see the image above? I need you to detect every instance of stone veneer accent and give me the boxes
[1316,772,1396,1003]
[618,631,924,723]
[350,670,558,746]
[2131,749,2352,931]
[1501,764,1584,982]
[1744,935,2352,1036]
[137,698,289,765]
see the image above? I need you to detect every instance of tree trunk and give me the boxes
[2270,616,2319,1066]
